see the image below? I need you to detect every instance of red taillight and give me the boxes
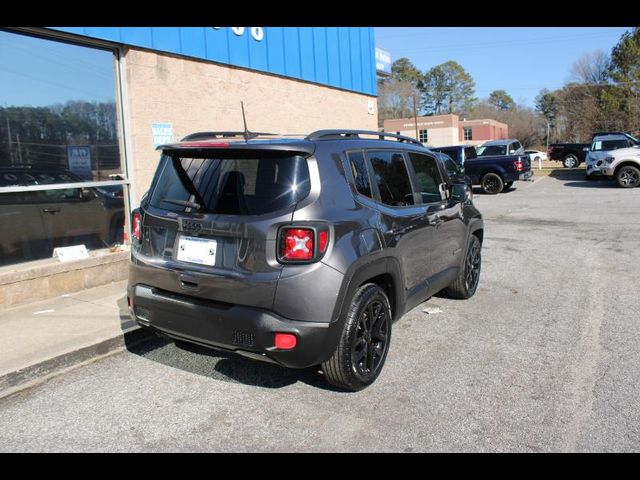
[275,333,297,350]
[278,227,330,263]
[319,230,329,253]
[132,210,142,241]
[514,159,525,172]
[281,228,314,261]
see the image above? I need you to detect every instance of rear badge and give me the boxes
[180,219,204,235]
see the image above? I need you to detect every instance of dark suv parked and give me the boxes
[127,130,484,391]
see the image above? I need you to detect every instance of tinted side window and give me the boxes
[368,151,414,207]
[408,152,445,204]
[443,157,461,178]
[464,147,477,160]
[440,148,460,163]
[347,151,372,198]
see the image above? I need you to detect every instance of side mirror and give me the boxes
[450,183,471,203]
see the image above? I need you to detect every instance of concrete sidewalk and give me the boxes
[0,280,151,398]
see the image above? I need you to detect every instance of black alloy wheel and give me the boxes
[464,236,482,295]
[322,284,392,391]
[351,299,389,379]
[444,234,482,299]
[481,173,504,194]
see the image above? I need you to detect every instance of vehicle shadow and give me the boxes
[116,297,342,391]
[563,180,617,188]
[127,334,343,391]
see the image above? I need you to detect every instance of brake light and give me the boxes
[132,210,142,242]
[280,228,314,261]
[514,159,525,172]
[278,226,330,263]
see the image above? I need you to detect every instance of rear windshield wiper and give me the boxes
[160,198,202,210]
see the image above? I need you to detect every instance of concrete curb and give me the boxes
[0,326,155,400]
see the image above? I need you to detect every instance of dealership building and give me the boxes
[384,114,509,147]
[0,27,379,307]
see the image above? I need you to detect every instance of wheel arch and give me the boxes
[613,160,640,176]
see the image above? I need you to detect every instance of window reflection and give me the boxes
[0,29,125,266]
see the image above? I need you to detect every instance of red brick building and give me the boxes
[384,114,508,147]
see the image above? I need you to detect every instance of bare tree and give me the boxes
[377,78,420,127]
[570,50,610,85]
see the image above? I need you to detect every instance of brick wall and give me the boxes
[122,48,378,205]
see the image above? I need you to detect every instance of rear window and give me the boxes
[149,152,311,215]
[476,145,506,156]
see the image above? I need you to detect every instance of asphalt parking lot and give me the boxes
[1,171,639,452]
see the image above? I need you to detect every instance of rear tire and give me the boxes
[481,173,504,194]
[444,235,482,299]
[616,165,640,188]
[322,284,392,392]
[563,154,578,168]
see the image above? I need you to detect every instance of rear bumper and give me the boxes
[128,284,343,368]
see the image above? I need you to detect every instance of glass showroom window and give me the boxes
[419,129,428,143]
[0,29,126,267]
[463,127,473,141]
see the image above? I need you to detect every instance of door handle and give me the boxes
[42,208,61,214]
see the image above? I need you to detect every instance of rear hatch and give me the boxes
[134,145,313,309]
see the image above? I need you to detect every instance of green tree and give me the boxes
[608,27,640,132]
[422,61,476,115]
[390,57,423,87]
[488,90,515,110]
[534,89,559,124]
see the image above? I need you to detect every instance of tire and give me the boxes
[481,172,504,194]
[616,165,640,188]
[444,234,482,299]
[322,284,392,392]
[534,156,541,163]
[503,181,514,190]
[563,154,578,168]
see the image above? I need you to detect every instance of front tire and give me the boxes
[444,235,482,299]
[322,284,392,392]
[481,172,504,194]
[616,165,640,188]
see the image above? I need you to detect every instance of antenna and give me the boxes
[240,101,256,141]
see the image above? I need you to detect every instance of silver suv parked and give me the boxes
[586,133,640,187]
[127,130,484,391]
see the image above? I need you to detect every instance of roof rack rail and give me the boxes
[305,129,423,146]
[181,131,278,141]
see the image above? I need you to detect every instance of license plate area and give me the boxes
[176,235,217,266]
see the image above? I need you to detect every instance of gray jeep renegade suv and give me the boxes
[127,130,484,391]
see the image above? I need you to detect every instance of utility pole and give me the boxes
[412,95,419,142]
[5,108,14,165]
